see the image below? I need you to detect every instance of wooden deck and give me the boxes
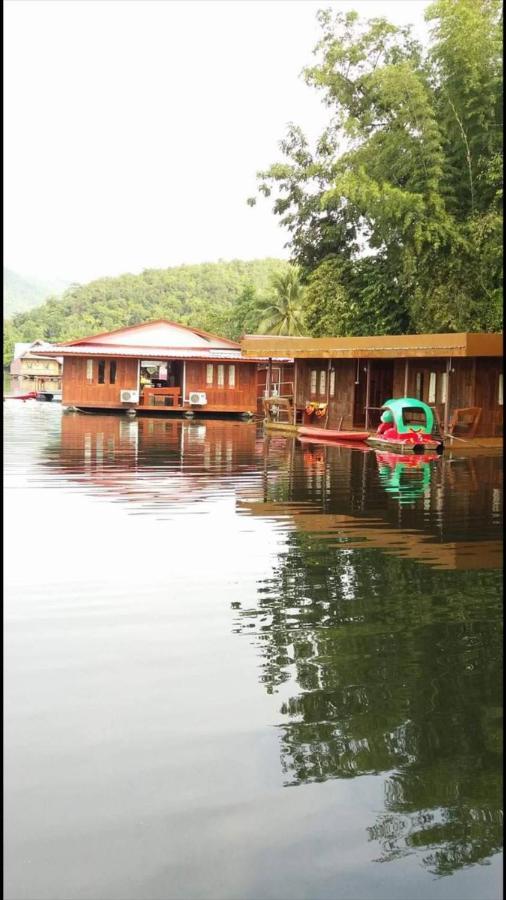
[263,420,503,453]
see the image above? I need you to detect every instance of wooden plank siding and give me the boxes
[62,356,139,408]
[184,361,257,412]
[290,356,502,436]
[61,356,258,414]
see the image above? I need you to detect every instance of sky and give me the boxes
[4,0,430,285]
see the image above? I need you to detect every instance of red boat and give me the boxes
[298,434,370,452]
[298,425,369,443]
[3,392,38,401]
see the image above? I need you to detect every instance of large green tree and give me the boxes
[251,0,503,335]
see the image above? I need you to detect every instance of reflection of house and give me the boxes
[9,341,62,395]
[37,320,290,416]
[241,332,503,437]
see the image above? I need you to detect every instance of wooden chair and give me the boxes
[448,407,482,439]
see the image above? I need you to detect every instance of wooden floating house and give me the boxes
[241,332,503,439]
[9,341,62,396]
[36,320,289,417]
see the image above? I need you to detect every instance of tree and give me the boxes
[258,267,307,335]
[252,1,503,334]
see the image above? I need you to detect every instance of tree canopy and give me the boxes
[3,259,294,365]
[250,0,503,336]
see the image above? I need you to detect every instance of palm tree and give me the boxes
[258,267,306,335]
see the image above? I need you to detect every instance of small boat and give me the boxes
[298,434,370,452]
[366,398,443,455]
[3,391,38,401]
[35,391,62,402]
[298,425,369,443]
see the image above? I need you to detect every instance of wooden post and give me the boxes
[443,357,451,434]
[266,358,272,398]
[365,360,371,430]
[293,360,298,426]
[403,359,409,396]
[324,358,331,429]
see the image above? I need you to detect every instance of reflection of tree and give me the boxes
[234,533,503,876]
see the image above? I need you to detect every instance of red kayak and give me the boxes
[298,425,369,443]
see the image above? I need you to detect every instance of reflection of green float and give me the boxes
[376,452,433,504]
[367,397,443,454]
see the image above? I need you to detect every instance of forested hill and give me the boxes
[4,268,70,317]
[3,258,288,365]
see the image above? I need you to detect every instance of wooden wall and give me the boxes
[62,356,139,407]
[393,356,503,436]
[295,359,357,429]
[184,361,258,412]
[62,356,258,412]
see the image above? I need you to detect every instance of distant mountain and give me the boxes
[3,258,289,365]
[4,268,70,317]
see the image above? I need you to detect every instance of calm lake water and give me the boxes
[4,403,503,900]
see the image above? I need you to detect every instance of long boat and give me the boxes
[298,425,369,443]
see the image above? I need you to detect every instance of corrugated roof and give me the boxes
[35,344,293,363]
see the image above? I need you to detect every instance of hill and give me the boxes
[3,258,288,365]
[4,268,70,317]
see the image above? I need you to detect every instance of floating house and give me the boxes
[241,332,503,438]
[36,320,283,416]
[9,341,62,395]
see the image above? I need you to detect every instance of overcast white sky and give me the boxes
[4,0,430,284]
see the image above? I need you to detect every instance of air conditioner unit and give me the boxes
[189,391,207,405]
[120,389,139,403]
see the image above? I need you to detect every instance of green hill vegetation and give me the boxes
[3,258,293,365]
[4,268,70,317]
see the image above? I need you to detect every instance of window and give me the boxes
[499,373,503,406]
[86,359,93,382]
[428,372,437,404]
[109,360,117,384]
[206,364,213,385]
[228,365,236,387]
[319,370,326,396]
[98,360,106,384]
[329,370,335,397]
[415,371,424,400]
[310,370,317,394]
[217,364,225,386]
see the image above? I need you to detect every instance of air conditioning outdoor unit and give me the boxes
[120,389,139,403]
[189,391,207,405]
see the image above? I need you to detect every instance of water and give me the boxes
[4,403,503,900]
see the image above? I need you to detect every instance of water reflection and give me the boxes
[376,451,432,504]
[232,436,503,877]
[13,410,504,889]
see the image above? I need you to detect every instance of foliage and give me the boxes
[3,259,292,365]
[257,267,307,335]
[252,0,503,335]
